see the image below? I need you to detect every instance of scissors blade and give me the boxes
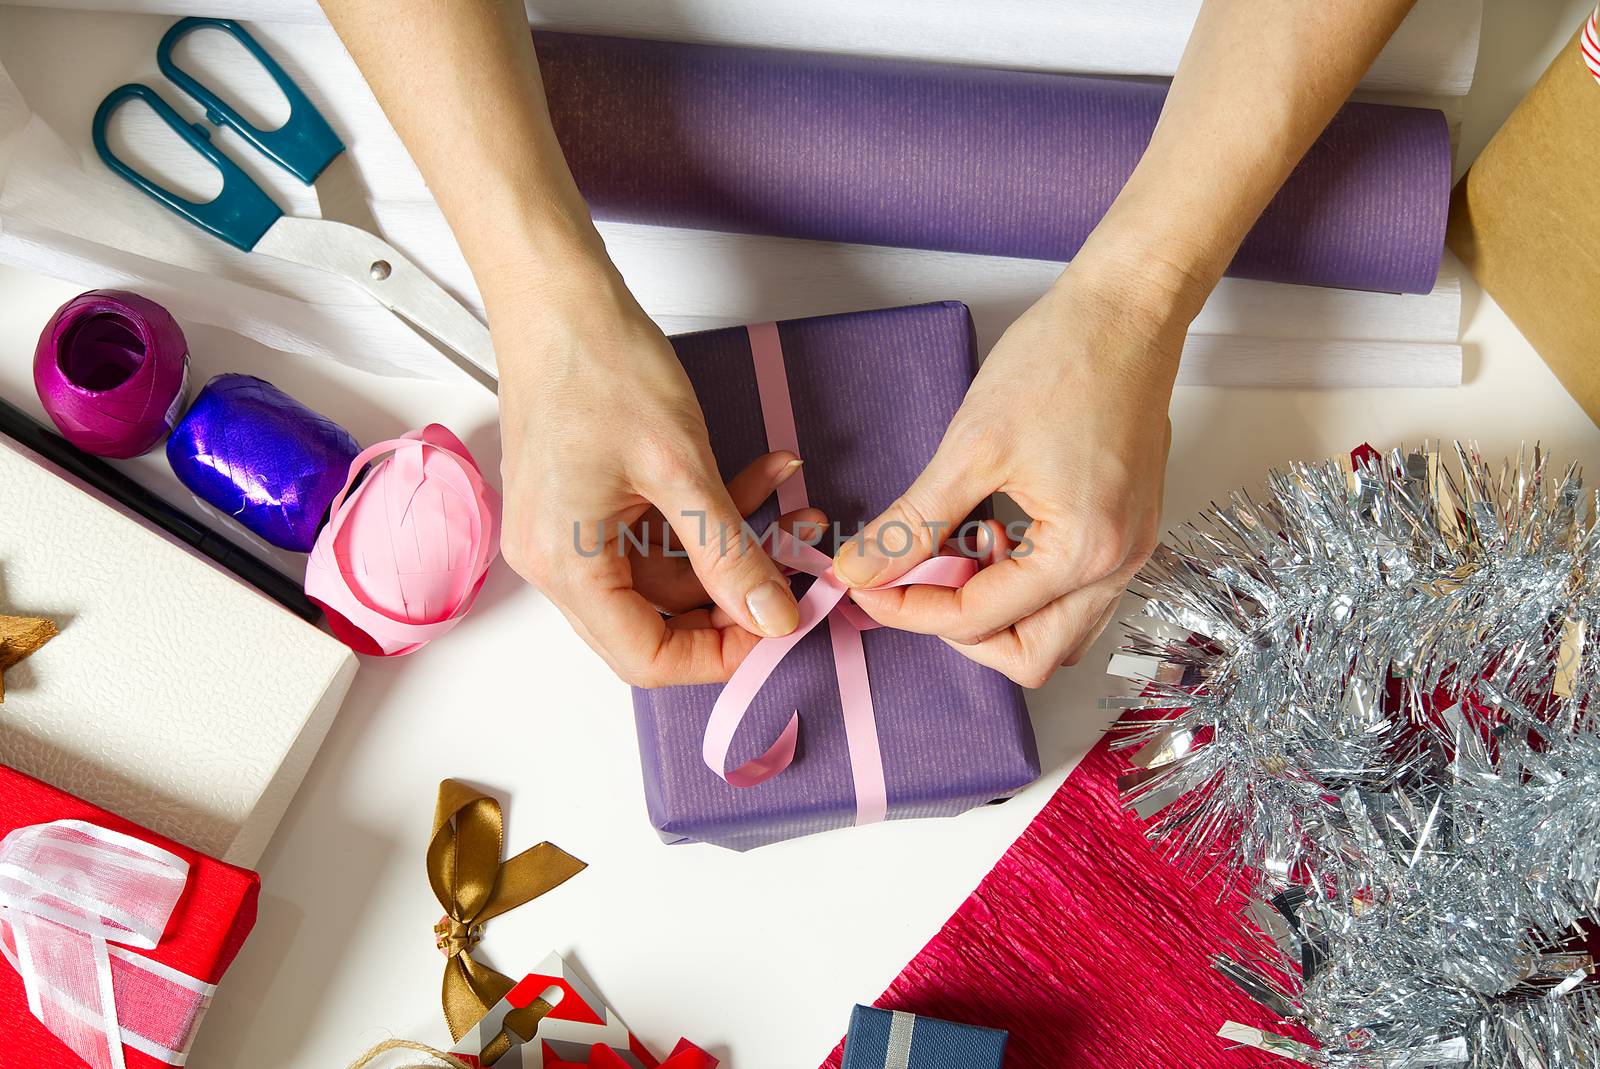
[252,215,498,392]
[310,152,383,238]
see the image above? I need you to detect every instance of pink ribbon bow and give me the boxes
[698,324,978,825]
[0,820,214,1069]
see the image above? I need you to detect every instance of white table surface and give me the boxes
[2,2,1599,1066]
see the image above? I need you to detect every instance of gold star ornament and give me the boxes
[0,613,57,703]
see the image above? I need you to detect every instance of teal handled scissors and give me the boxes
[92,17,497,390]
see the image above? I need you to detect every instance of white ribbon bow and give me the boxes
[0,820,216,1069]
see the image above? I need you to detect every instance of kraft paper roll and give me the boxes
[536,33,1452,295]
[1447,19,1600,425]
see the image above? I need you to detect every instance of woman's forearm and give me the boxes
[319,0,617,327]
[1074,0,1419,345]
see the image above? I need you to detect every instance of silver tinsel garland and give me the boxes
[1105,444,1600,1068]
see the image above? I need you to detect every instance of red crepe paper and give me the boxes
[0,764,259,1069]
[820,738,1287,1069]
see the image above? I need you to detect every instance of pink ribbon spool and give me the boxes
[304,424,501,657]
[33,290,190,459]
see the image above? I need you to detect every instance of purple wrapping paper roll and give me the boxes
[32,290,189,459]
[535,33,1451,294]
[632,302,1040,851]
[166,374,360,553]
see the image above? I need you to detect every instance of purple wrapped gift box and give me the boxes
[633,302,1040,851]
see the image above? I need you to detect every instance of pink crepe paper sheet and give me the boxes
[820,737,1296,1068]
[305,424,500,656]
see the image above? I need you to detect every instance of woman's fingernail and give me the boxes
[833,544,887,588]
[776,458,804,484]
[747,579,800,637]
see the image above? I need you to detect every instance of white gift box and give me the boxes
[0,435,356,866]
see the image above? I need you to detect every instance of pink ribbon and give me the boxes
[699,325,977,825]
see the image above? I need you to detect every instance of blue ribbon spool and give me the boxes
[166,373,360,552]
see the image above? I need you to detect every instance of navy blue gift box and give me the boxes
[842,1005,1008,1069]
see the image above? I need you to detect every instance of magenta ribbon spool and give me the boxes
[33,290,191,459]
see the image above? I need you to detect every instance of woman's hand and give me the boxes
[494,267,815,687]
[827,0,1422,691]
[835,251,1190,688]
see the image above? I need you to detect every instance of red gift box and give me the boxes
[0,763,260,1069]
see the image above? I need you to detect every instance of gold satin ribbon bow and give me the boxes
[428,779,585,1056]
